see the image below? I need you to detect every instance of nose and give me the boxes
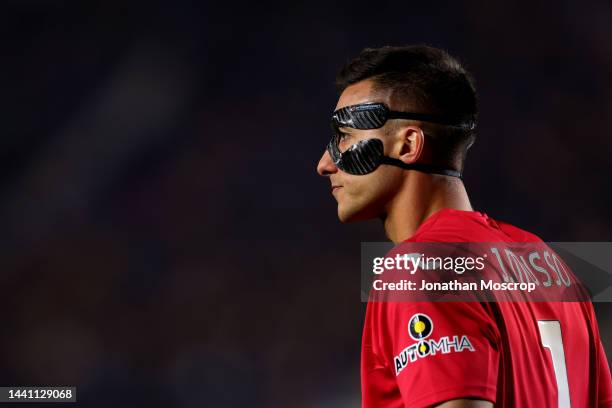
[317,149,338,176]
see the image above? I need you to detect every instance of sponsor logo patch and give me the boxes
[394,313,475,376]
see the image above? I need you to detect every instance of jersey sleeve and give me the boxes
[374,300,500,407]
[586,301,612,407]
[598,338,612,406]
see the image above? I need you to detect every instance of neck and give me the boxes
[383,172,473,244]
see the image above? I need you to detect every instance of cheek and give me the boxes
[374,163,402,183]
[371,166,404,201]
[346,167,401,201]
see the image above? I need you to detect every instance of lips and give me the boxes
[331,185,343,193]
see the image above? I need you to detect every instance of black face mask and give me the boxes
[328,102,475,177]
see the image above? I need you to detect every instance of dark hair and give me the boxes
[336,45,478,170]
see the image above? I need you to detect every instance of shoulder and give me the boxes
[409,209,545,243]
[494,219,544,243]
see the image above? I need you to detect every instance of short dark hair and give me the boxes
[336,45,478,170]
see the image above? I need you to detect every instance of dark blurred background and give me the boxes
[1,1,611,407]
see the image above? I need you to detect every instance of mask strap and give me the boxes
[379,156,462,179]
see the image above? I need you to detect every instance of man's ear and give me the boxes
[397,126,425,164]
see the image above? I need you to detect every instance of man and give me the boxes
[316,45,612,407]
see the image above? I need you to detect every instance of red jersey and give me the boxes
[362,208,612,407]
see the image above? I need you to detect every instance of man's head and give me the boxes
[317,45,477,223]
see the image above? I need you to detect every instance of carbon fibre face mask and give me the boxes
[328,103,475,177]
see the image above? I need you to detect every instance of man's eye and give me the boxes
[336,131,349,141]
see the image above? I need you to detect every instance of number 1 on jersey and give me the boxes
[538,320,571,408]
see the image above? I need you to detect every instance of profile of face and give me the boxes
[316,79,423,222]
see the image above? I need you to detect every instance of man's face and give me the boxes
[317,80,404,222]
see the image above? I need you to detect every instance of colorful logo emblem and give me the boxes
[394,313,475,376]
[408,313,433,340]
